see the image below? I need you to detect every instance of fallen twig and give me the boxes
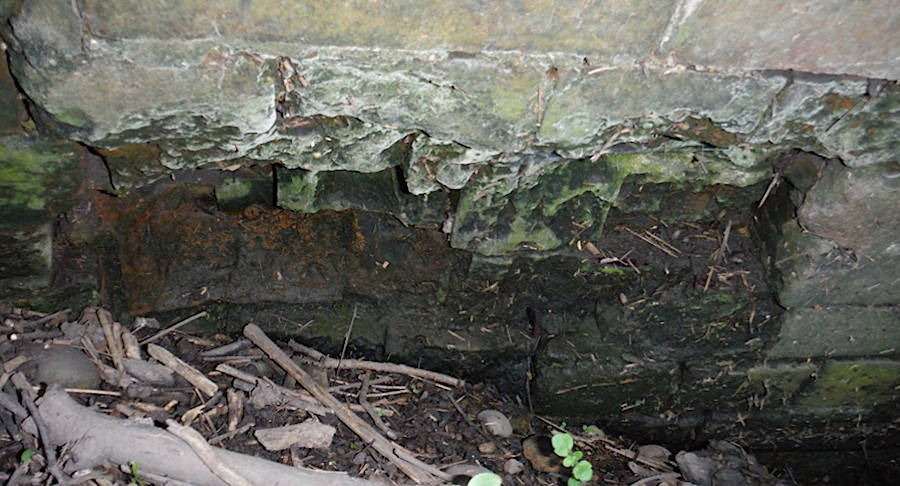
[215,363,331,415]
[359,373,398,440]
[621,226,679,257]
[140,310,208,345]
[245,323,450,484]
[289,341,464,388]
[148,343,218,397]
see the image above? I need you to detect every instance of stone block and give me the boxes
[532,325,679,417]
[769,307,900,359]
[799,162,900,253]
[799,360,900,408]
[659,0,900,80]
[755,161,900,308]
[78,0,672,58]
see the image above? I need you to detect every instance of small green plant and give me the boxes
[467,472,502,486]
[20,449,34,464]
[551,433,593,486]
[129,461,145,486]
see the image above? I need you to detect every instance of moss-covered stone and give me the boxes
[799,360,900,408]
[747,363,817,405]
[451,153,622,255]
[0,135,82,226]
[276,166,447,227]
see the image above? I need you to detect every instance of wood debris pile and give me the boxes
[1,306,793,486]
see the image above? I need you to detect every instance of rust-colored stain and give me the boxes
[108,181,457,313]
[824,94,856,112]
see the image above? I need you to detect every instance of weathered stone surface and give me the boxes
[111,185,464,314]
[0,43,28,135]
[539,67,785,153]
[78,0,672,57]
[1,1,899,471]
[769,307,900,359]
[451,152,618,255]
[659,0,900,80]
[798,360,900,408]
[799,161,899,252]
[755,157,900,308]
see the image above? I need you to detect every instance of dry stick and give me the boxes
[121,329,142,359]
[208,422,255,446]
[339,304,358,367]
[359,373,398,440]
[215,364,331,415]
[621,227,678,257]
[29,308,71,327]
[643,229,681,255]
[0,390,29,421]
[148,344,218,397]
[202,339,252,358]
[757,172,780,208]
[244,324,449,484]
[10,373,72,486]
[97,309,124,372]
[165,419,254,486]
[140,311,208,345]
[289,341,464,388]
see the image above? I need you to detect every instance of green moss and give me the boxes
[800,361,900,408]
[0,138,81,226]
[277,168,318,212]
[216,179,252,202]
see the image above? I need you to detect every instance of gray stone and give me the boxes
[756,160,900,308]
[659,0,900,80]
[33,345,101,389]
[769,306,900,359]
[477,409,513,438]
[799,162,900,252]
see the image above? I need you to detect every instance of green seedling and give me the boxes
[129,461,145,486]
[551,433,593,486]
[467,472,502,486]
[20,449,34,464]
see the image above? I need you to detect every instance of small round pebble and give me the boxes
[504,458,525,475]
[478,441,496,454]
[476,409,513,438]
